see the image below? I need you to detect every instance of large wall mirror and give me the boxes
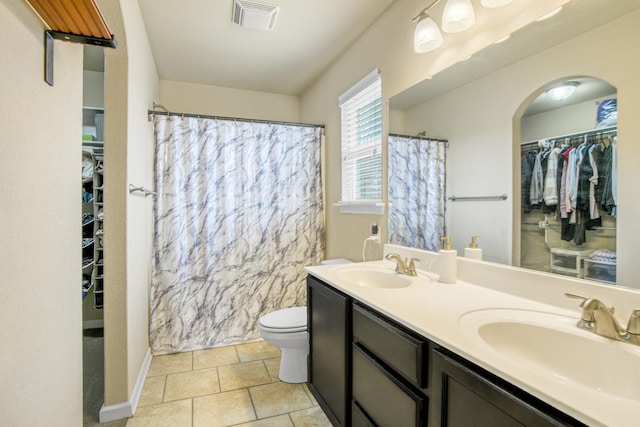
[388,0,640,289]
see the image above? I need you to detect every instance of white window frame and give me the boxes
[335,69,385,215]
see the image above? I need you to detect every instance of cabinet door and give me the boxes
[430,349,585,427]
[307,276,351,426]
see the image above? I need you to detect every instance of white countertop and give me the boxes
[305,258,640,427]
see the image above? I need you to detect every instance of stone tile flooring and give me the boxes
[126,340,331,427]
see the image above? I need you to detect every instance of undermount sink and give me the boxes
[335,265,417,289]
[460,309,640,401]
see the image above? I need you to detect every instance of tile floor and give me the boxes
[127,340,332,427]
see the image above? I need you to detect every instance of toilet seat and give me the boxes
[259,306,307,333]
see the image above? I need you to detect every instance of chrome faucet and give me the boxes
[566,293,640,346]
[386,253,419,276]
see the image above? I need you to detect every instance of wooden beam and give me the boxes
[25,0,113,41]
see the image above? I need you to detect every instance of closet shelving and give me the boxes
[93,149,104,309]
[82,106,105,310]
[82,149,95,300]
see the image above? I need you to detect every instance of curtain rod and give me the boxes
[388,133,448,143]
[521,125,617,147]
[148,110,324,129]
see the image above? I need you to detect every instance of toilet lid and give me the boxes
[259,306,307,331]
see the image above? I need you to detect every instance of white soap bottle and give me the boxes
[438,236,457,283]
[464,235,483,260]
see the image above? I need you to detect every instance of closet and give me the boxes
[82,95,105,322]
[520,125,617,284]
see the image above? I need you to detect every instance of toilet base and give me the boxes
[278,345,309,383]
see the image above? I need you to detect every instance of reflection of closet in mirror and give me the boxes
[520,77,617,284]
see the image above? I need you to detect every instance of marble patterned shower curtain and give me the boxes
[388,135,447,251]
[150,115,324,354]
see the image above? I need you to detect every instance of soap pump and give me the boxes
[438,236,457,284]
[464,235,483,260]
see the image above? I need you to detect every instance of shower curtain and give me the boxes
[388,135,447,251]
[150,115,324,354]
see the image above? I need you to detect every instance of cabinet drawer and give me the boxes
[353,303,427,387]
[352,344,426,427]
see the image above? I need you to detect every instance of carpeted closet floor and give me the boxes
[83,328,127,427]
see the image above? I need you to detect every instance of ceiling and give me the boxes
[134,0,395,96]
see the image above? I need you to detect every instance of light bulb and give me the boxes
[442,0,476,33]
[481,0,514,8]
[414,15,443,53]
[546,82,579,101]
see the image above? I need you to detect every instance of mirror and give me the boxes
[388,0,640,288]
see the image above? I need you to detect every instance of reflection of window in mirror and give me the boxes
[519,76,617,285]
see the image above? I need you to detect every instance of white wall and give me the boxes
[521,95,617,142]
[159,80,300,122]
[400,11,640,287]
[299,0,569,261]
[83,70,105,109]
[0,1,83,425]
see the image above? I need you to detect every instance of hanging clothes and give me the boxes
[543,146,561,207]
[522,128,617,246]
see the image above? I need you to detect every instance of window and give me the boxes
[337,69,384,214]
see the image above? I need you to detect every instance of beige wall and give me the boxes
[299,0,569,261]
[399,11,640,287]
[121,0,158,405]
[159,80,300,122]
[98,0,159,408]
[0,0,83,425]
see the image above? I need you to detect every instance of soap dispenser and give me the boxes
[464,235,483,260]
[439,237,457,284]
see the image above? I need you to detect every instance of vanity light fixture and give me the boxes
[481,0,515,8]
[414,12,444,53]
[442,0,476,33]
[547,82,579,101]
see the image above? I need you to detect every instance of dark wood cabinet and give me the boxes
[353,303,428,389]
[430,349,586,427]
[307,276,351,426]
[307,275,585,427]
[352,344,427,426]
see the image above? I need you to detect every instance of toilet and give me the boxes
[258,259,352,383]
[258,306,308,383]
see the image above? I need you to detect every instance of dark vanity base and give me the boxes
[307,275,587,427]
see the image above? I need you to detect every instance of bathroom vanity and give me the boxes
[305,245,640,427]
[308,275,581,426]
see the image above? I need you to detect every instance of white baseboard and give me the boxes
[99,347,153,423]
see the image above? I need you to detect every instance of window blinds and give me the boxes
[340,70,382,202]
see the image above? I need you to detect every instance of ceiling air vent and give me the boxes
[232,0,280,31]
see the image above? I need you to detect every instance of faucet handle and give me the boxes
[407,258,420,276]
[627,309,640,335]
[565,293,588,304]
[565,293,596,322]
